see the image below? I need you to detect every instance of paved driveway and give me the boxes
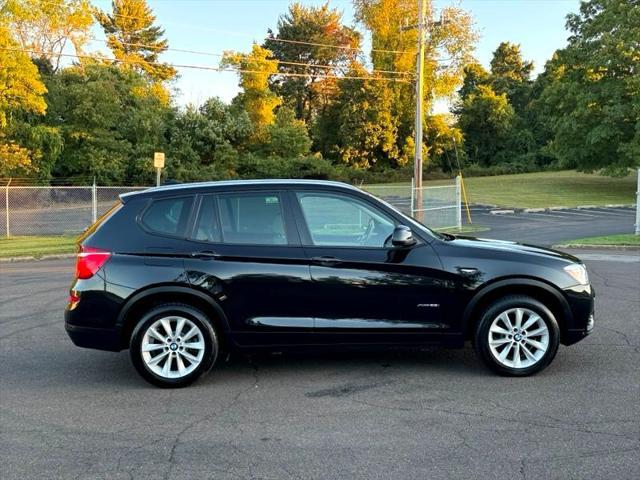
[1,251,638,480]
[465,206,636,245]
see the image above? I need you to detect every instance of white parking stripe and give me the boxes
[525,212,578,219]
[551,210,599,217]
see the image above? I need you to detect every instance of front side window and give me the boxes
[218,192,287,245]
[141,196,192,236]
[296,192,395,247]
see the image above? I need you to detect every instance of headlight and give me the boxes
[564,263,589,285]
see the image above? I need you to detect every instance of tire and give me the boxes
[130,303,218,388]
[474,295,560,376]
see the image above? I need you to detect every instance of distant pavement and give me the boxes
[463,206,636,246]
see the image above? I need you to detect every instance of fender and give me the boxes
[462,277,573,334]
[115,285,231,332]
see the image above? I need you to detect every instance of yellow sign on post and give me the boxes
[154,152,165,186]
[153,152,165,169]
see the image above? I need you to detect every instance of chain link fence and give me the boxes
[1,178,461,237]
[363,176,461,230]
[1,186,147,236]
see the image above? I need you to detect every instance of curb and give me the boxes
[487,204,636,215]
[0,253,76,263]
[489,209,515,215]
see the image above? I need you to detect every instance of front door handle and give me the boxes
[311,256,342,266]
[191,250,220,260]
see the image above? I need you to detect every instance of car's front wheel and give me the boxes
[474,295,560,376]
[130,303,218,388]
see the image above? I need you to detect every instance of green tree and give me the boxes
[44,64,170,184]
[319,63,401,169]
[264,2,360,123]
[95,0,176,84]
[457,85,514,167]
[458,62,490,101]
[538,0,639,174]
[490,42,534,110]
[166,98,252,181]
[262,107,312,158]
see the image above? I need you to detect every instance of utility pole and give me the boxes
[413,0,427,222]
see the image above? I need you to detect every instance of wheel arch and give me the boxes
[463,277,572,342]
[116,285,231,350]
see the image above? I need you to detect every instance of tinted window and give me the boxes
[297,193,395,247]
[141,197,192,236]
[193,195,221,242]
[218,193,286,245]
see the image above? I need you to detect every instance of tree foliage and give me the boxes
[2,0,636,184]
[264,2,360,123]
[318,64,402,169]
[538,0,639,174]
[165,98,252,182]
[95,0,177,83]
[262,107,312,158]
[457,85,514,167]
[3,0,92,71]
[222,44,282,140]
[353,0,476,168]
[0,25,47,127]
[44,64,171,183]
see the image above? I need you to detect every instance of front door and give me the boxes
[183,191,315,347]
[290,189,453,346]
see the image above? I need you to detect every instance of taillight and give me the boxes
[75,246,111,279]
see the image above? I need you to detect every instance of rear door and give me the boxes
[183,190,315,347]
[290,189,452,345]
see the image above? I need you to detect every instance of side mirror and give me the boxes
[391,225,416,247]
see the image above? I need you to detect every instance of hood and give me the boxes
[439,234,581,264]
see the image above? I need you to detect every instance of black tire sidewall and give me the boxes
[475,296,560,376]
[130,304,218,388]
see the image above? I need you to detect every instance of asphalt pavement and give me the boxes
[1,248,639,479]
[463,206,636,246]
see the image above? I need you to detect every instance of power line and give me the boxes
[59,0,417,56]
[85,37,414,76]
[263,36,414,56]
[1,47,411,83]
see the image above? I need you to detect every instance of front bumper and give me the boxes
[562,284,595,346]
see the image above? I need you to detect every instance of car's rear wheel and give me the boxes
[474,295,560,376]
[130,303,218,388]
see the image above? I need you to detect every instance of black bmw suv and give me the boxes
[65,180,594,387]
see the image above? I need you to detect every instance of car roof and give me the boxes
[119,179,362,202]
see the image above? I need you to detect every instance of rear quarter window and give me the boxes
[140,196,193,237]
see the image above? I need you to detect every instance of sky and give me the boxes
[88,0,582,108]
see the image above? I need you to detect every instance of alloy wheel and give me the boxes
[488,307,549,369]
[141,316,205,379]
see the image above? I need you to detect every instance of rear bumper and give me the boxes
[65,323,122,352]
[65,302,123,352]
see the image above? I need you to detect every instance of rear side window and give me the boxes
[141,196,192,236]
[218,192,286,245]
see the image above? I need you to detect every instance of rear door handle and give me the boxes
[191,251,220,260]
[311,256,342,266]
